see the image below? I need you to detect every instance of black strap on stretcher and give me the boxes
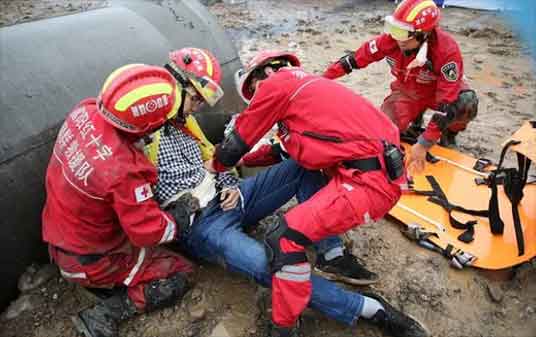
[485,140,527,256]
[410,139,529,256]
[403,122,531,256]
[411,176,488,243]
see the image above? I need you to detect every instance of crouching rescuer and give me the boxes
[205,50,430,337]
[41,64,202,337]
[323,0,479,173]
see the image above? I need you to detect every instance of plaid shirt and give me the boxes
[154,125,240,204]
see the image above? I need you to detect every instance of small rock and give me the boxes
[209,322,231,337]
[526,306,535,315]
[18,264,59,293]
[419,294,430,302]
[473,55,485,64]
[486,283,504,303]
[52,293,58,300]
[188,306,207,321]
[2,294,38,321]
[190,288,202,301]
[288,41,298,48]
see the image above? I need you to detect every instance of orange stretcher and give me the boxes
[389,121,536,270]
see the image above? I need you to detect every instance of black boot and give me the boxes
[268,321,302,337]
[439,130,458,147]
[144,272,191,312]
[72,273,190,337]
[363,292,430,337]
[315,251,379,285]
[72,291,137,337]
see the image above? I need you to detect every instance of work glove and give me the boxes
[166,193,201,231]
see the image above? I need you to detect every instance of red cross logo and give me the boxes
[140,186,149,198]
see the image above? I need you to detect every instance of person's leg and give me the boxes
[441,88,479,147]
[185,203,429,337]
[238,159,324,225]
[381,89,429,134]
[238,159,374,285]
[51,245,193,337]
[184,211,364,325]
[266,170,401,329]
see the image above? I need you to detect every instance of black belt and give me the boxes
[342,157,382,172]
[54,246,104,266]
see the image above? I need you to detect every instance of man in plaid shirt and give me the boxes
[152,121,240,206]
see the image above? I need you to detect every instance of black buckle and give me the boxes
[473,158,493,172]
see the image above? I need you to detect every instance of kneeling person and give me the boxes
[41,64,197,337]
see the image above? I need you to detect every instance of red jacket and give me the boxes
[42,98,177,255]
[215,68,402,186]
[324,28,466,142]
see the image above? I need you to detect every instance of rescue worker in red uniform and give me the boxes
[323,0,479,174]
[42,64,207,337]
[205,51,429,337]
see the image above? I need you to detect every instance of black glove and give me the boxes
[166,193,201,230]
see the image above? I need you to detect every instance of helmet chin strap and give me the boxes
[403,31,429,57]
[163,63,190,126]
[176,88,188,124]
[164,88,188,137]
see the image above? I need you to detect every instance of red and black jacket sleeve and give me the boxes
[213,79,287,172]
[241,142,287,167]
[323,34,393,79]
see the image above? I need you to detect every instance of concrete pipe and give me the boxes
[0,0,244,309]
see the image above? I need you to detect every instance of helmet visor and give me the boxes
[165,62,224,107]
[189,75,224,107]
[384,15,414,41]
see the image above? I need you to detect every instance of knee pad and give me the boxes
[455,89,479,122]
[144,272,190,312]
[264,216,312,274]
[443,90,478,133]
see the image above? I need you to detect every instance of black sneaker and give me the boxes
[314,251,379,285]
[363,292,430,337]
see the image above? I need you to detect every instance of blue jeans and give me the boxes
[180,160,364,325]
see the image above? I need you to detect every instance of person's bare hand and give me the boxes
[406,143,427,176]
[220,188,240,211]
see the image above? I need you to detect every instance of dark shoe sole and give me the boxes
[313,267,380,286]
[362,292,431,337]
[71,314,94,337]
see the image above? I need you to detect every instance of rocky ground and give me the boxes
[1,1,535,337]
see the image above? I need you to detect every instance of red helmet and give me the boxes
[235,50,300,104]
[97,64,180,136]
[168,48,224,107]
[385,0,440,41]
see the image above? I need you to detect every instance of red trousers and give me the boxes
[381,84,472,134]
[49,242,193,310]
[272,168,401,327]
